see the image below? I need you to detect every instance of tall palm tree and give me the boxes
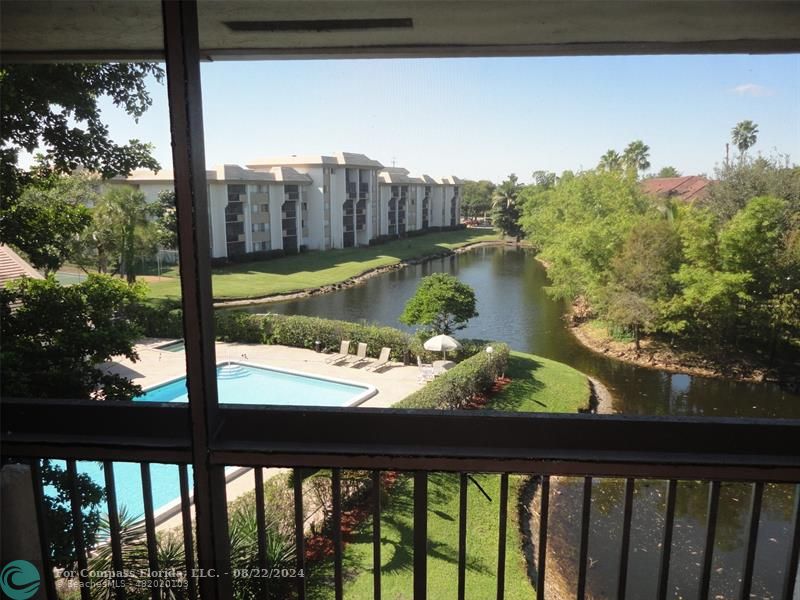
[622,140,651,176]
[731,120,758,156]
[598,149,622,171]
[491,173,521,209]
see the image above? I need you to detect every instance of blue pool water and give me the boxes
[62,363,373,519]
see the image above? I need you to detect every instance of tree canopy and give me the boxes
[491,174,523,239]
[731,120,759,156]
[461,180,495,218]
[400,273,478,335]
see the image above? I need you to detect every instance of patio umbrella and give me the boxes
[423,334,462,359]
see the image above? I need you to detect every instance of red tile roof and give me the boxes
[641,176,712,203]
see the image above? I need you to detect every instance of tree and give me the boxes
[656,166,681,178]
[460,180,495,218]
[531,170,557,189]
[491,173,523,239]
[731,120,758,157]
[151,188,178,249]
[0,274,145,401]
[400,273,478,335]
[598,149,622,172]
[0,63,163,202]
[622,140,651,176]
[93,186,159,282]
[1,174,95,274]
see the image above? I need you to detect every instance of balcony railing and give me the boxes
[2,400,800,600]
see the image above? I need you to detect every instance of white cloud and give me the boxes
[731,83,775,97]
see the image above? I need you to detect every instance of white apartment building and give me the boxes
[112,152,461,259]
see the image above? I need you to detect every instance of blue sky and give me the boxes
[94,54,799,183]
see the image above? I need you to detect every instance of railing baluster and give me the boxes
[141,463,160,600]
[103,462,126,600]
[253,467,268,598]
[372,470,382,600]
[496,473,509,600]
[178,465,197,600]
[617,478,634,600]
[657,479,678,600]
[332,468,343,600]
[699,481,721,599]
[293,468,306,600]
[30,460,58,600]
[576,476,592,599]
[537,475,550,600]
[740,482,764,600]
[414,471,428,600]
[783,483,800,600]
[457,473,468,600]
[66,459,91,600]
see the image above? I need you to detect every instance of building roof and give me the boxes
[247,151,383,169]
[439,175,463,185]
[378,167,424,185]
[641,175,711,203]
[116,165,312,185]
[0,244,43,287]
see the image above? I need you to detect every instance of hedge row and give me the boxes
[395,342,510,410]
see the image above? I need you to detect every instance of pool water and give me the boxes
[63,363,374,519]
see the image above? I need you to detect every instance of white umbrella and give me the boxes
[423,334,462,359]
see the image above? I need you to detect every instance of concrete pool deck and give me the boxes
[102,339,426,531]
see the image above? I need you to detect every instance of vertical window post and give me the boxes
[161,1,231,597]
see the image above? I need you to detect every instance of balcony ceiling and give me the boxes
[2,0,800,61]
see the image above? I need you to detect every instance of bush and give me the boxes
[216,311,266,343]
[130,300,184,338]
[396,342,510,410]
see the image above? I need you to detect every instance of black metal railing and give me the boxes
[4,399,800,599]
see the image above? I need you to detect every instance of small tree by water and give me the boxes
[399,273,478,335]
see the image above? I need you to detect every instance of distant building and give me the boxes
[641,175,712,203]
[109,152,462,259]
[0,244,42,288]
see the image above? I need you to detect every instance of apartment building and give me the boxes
[112,152,462,258]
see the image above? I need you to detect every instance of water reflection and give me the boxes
[240,246,800,418]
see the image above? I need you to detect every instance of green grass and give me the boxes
[145,229,499,301]
[307,352,588,599]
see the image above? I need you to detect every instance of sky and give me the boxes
[89,54,800,183]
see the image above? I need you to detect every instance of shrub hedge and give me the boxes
[395,342,510,410]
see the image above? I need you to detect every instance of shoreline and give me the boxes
[213,239,522,308]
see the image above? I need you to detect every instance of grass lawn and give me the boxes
[145,228,499,301]
[307,352,588,599]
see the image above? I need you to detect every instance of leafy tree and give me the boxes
[702,154,800,221]
[491,173,523,239]
[656,166,681,178]
[731,120,758,157]
[0,274,145,401]
[622,140,651,176]
[93,186,159,282]
[598,149,622,172]
[0,63,163,202]
[38,459,105,569]
[400,273,478,335]
[460,180,495,218]
[151,188,178,249]
[1,174,95,273]
[605,218,682,348]
[531,170,557,189]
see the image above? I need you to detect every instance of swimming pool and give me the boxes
[63,362,376,520]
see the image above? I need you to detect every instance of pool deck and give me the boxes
[102,339,426,531]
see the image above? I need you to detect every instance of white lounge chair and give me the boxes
[325,340,351,364]
[346,342,369,367]
[417,355,436,382]
[365,347,391,372]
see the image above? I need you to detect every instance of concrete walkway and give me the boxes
[102,340,425,531]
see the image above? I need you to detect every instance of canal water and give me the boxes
[239,245,800,418]
[235,245,799,598]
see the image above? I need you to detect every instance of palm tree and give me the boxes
[491,173,521,209]
[598,149,622,172]
[731,120,758,156]
[622,140,651,176]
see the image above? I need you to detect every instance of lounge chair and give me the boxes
[365,347,391,372]
[417,355,436,382]
[325,340,351,364]
[346,342,369,367]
